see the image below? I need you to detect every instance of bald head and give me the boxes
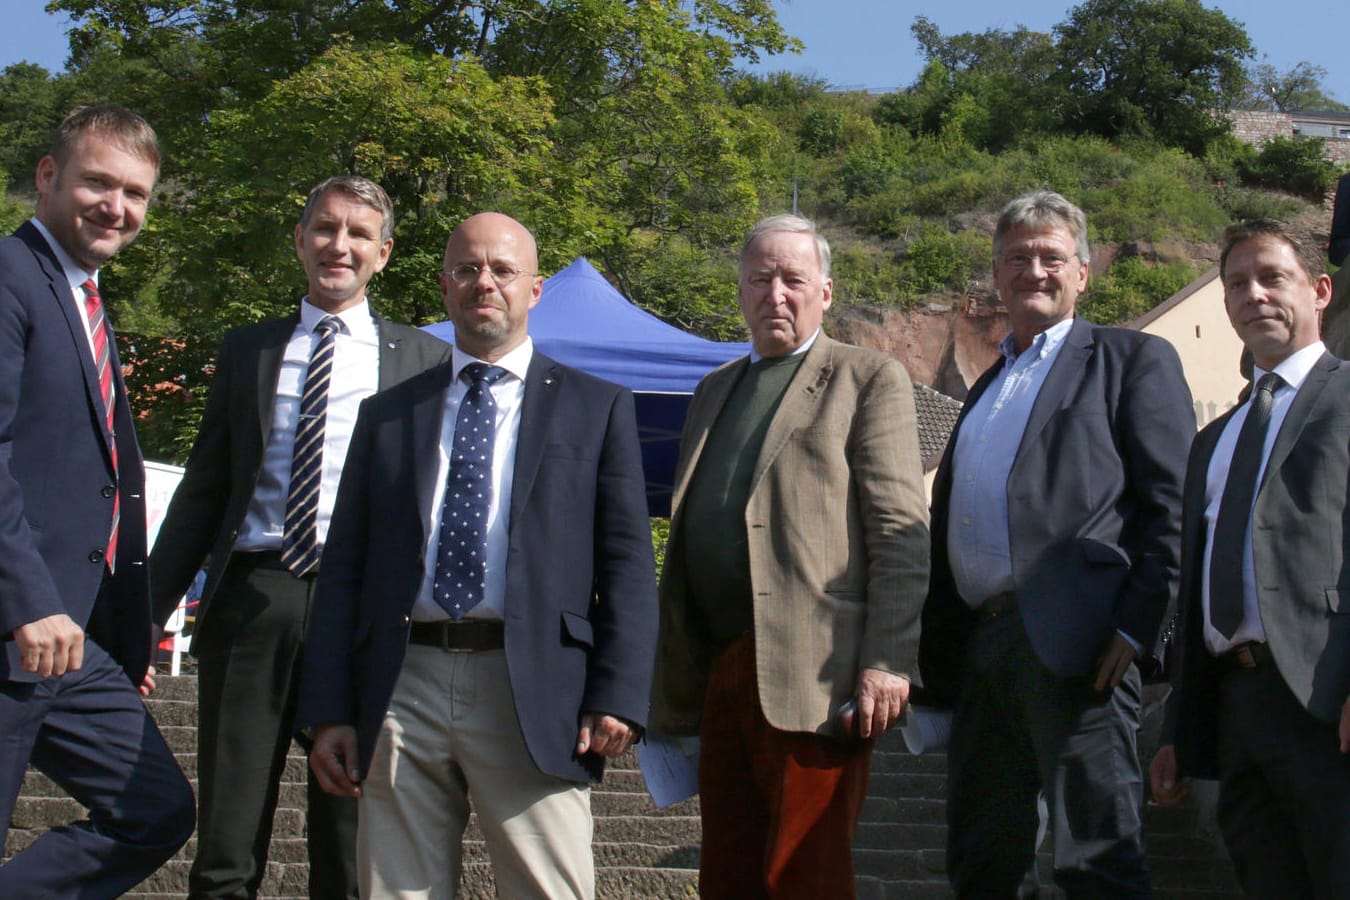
[439,211,543,362]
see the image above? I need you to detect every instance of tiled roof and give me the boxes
[912,382,963,471]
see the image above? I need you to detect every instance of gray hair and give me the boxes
[740,213,832,280]
[994,190,1090,265]
[300,175,395,243]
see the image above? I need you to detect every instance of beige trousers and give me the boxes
[357,645,594,899]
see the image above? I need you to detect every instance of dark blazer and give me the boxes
[1329,173,1350,268]
[0,222,152,683]
[1169,353,1350,779]
[920,318,1194,699]
[148,312,452,645]
[294,352,659,783]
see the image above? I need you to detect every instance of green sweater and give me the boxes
[680,352,807,645]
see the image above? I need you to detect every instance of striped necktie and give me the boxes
[280,315,342,576]
[82,279,118,572]
[432,363,508,619]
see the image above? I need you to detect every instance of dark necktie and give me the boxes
[280,315,342,576]
[433,363,509,619]
[82,279,118,572]
[1210,372,1282,638]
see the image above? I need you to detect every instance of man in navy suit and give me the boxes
[296,212,658,898]
[1150,220,1350,898]
[0,105,195,894]
[920,191,1194,897]
[148,176,451,898]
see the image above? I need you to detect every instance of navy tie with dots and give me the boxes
[433,363,508,619]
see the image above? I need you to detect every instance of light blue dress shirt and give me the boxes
[948,318,1074,608]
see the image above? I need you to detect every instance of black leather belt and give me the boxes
[237,550,316,579]
[975,591,1019,622]
[408,619,505,652]
[1217,641,1273,673]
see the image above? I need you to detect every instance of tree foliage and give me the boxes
[1052,0,1252,154]
[1239,61,1347,112]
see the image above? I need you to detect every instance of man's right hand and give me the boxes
[1148,743,1190,805]
[12,614,85,677]
[309,724,363,798]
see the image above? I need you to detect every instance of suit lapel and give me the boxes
[1260,353,1337,491]
[255,316,294,438]
[749,336,834,495]
[413,363,457,520]
[508,353,562,527]
[372,312,400,390]
[19,224,111,457]
[669,356,748,515]
[1014,317,1094,467]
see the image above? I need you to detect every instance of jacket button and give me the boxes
[402,615,411,627]
[89,550,104,564]
[102,485,116,498]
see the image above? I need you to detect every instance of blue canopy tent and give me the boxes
[423,257,749,516]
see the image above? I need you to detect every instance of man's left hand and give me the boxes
[852,668,910,739]
[577,712,637,758]
[1094,634,1138,692]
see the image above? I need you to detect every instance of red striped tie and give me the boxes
[82,279,119,572]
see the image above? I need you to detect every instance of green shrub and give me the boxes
[1237,136,1337,200]
[831,242,912,306]
[900,225,988,293]
[1078,257,1197,325]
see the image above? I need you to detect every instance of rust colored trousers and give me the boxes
[696,634,873,899]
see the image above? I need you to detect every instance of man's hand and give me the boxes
[12,614,85,677]
[850,668,911,740]
[1340,698,1350,754]
[139,665,158,698]
[576,713,637,758]
[1148,744,1190,804]
[309,724,362,798]
[1094,633,1138,692]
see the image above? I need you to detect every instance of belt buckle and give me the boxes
[438,623,470,653]
[1234,644,1257,669]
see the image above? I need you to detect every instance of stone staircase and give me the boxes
[6,675,1242,898]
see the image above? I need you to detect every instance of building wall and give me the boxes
[1134,269,1246,429]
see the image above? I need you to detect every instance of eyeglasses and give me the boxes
[1000,253,1077,274]
[444,263,536,286]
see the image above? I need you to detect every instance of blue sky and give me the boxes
[2,0,1346,103]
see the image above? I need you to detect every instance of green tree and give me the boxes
[1052,0,1252,154]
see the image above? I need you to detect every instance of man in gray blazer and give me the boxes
[650,214,930,898]
[1151,219,1350,898]
[149,176,451,898]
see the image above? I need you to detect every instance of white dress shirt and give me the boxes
[412,339,534,622]
[1201,340,1326,654]
[234,299,380,552]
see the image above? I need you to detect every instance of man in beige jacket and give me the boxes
[650,214,930,899]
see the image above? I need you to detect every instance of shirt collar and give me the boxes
[1255,340,1325,394]
[999,316,1074,364]
[749,327,820,364]
[29,217,95,296]
[452,337,534,384]
[298,297,375,341]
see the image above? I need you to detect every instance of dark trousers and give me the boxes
[0,639,196,898]
[189,553,357,899]
[946,614,1151,899]
[1216,661,1350,899]
[696,634,872,900]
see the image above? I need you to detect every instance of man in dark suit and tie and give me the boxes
[649,214,930,898]
[920,190,1194,897]
[1150,220,1350,898]
[0,104,195,895]
[296,211,658,898]
[149,175,451,898]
